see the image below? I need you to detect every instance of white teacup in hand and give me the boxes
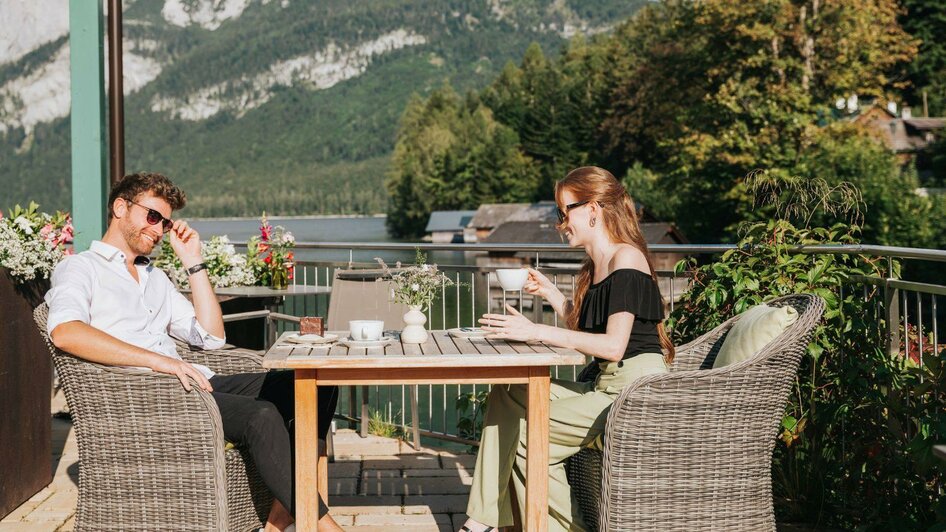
[496,268,529,291]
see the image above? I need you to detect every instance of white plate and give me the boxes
[283,333,339,345]
[338,335,396,348]
[447,327,489,338]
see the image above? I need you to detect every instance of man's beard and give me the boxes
[122,224,158,257]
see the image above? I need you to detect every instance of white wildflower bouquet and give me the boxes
[375,249,454,309]
[0,202,74,283]
[155,235,256,289]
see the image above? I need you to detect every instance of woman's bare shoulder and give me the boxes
[610,244,650,273]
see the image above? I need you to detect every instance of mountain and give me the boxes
[0,0,646,218]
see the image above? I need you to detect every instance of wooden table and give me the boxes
[263,330,586,532]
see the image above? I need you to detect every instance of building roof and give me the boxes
[850,104,945,153]
[904,118,946,131]
[425,210,477,233]
[467,203,530,229]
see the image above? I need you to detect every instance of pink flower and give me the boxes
[62,223,74,241]
[40,223,54,238]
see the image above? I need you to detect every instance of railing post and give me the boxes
[884,259,900,357]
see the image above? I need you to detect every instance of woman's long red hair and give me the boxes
[555,166,675,364]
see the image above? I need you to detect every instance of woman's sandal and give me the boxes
[459,526,495,532]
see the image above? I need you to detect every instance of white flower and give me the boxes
[421,264,429,272]
[13,216,33,234]
[282,232,295,244]
[411,283,420,291]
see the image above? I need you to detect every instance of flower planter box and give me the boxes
[0,269,52,519]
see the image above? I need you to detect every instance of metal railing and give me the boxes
[229,241,946,446]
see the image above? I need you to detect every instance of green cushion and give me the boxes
[713,304,798,368]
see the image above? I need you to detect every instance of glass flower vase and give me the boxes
[271,264,288,290]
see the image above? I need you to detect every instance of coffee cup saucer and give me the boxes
[284,332,339,345]
[338,335,396,348]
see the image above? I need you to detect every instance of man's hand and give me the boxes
[169,220,203,269]
[149,355,213,392]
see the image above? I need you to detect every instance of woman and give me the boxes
[459,166,675,532]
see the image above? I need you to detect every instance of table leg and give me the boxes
[525,367,550,532]
[295,369,320,531]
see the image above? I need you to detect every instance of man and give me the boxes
[45,172,341,532]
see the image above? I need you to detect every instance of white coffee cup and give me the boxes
[496,268,529,291]
[349,320,384,341]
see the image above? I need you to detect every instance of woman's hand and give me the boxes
[523,267,569,318]
[523,267,557,298]
[479,305,539,342]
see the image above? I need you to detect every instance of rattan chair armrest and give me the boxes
[177,345,266,375]
[670,316,738,371]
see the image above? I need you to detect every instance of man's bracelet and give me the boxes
[186,262,208,276]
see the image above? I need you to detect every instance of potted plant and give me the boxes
[246,213,295,289]
[0,203,72,518]
[376,250,454,344]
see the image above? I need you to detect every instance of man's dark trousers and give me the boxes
[210,370,338,518]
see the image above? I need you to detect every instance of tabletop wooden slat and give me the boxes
[328,343,348,357]
[469,337,499,355]
[449,335,476,355]
[502,339,535,354]
[486,337,518,355]
[419,333,441,356]
[431,331,461,355]
[401,339,423,357]
[385,338,405,356]
[348,346,368,356]
[366,346,385,357]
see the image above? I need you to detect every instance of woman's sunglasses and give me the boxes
[556,200,590,224]
[126,199,173,233]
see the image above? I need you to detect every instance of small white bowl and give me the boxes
[496,268,529,291]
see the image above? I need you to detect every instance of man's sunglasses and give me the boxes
[556,200,590,224]
[126,199,173,233]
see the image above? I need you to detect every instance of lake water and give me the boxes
[188,215,469,266]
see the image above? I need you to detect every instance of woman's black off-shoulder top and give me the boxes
[577,268,664,361]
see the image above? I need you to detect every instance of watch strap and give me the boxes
[186,262,208,275]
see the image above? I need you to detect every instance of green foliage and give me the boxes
[386,85,540,237]
[669,218,945,529]
[367,408,402,439]
[603,0,918,242]
[900,0,946,116]
[456,388,490,442]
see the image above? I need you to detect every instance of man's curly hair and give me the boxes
[107,172,186,222]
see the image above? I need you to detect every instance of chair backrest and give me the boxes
[326,269,410,331]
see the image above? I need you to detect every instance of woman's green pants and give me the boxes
[466,353,668,531]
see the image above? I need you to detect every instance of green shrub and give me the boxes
[669,218,945,529]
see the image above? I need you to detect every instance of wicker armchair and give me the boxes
[34,303,273,531]
[565,294,825,531]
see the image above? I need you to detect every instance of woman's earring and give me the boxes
[590,217,597,227]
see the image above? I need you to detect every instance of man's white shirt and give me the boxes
[45,240,225,379]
